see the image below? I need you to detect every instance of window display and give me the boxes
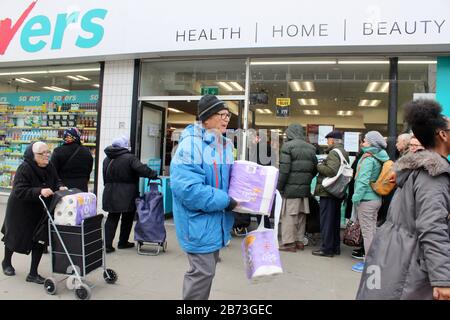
[0,90,99,191]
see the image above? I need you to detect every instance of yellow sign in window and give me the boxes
[276,98,291,107]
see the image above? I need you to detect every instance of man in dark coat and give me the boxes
[51,128,94,192]
[102,135,158,253]
[312,130,349,257]
[1,142,65,284]
[277,124,317,252]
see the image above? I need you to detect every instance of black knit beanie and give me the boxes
[197,95,228,121]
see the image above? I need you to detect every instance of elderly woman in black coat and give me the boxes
[1,141,66,284]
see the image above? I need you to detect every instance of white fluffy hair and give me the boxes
[32,141,48,153]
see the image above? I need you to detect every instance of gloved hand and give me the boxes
[225,197,238,211]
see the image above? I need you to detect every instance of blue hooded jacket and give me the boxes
[170,123,235,254]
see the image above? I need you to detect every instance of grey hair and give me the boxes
[398,133,412,143]
[32,141,47,154]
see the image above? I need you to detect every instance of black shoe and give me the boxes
[26,274,45,284]
[312,250,334,257]
[117,242,134,249]
[2,262,15,276]
[105,247,116,253]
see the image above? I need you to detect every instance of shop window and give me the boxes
[0,64,101,192]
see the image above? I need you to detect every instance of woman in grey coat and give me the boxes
[356,100,450,300]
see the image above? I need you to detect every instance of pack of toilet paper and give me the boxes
[228,160,279,215]
[54,193,97,226]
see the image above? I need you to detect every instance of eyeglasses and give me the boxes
[216,112,231,120]
[36,151,51,156]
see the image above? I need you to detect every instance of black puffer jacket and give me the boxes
[102,146,157,213]
[277,124,318,198]
[51,142,94,192]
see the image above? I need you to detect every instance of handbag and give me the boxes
[322,149,353,199]
[343,220,362,247]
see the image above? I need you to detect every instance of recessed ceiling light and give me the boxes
[298,98,318,106]
[366,82,389,93]
[337,110,354,116]
[42,86,69,92]
[229,82,244,91]
[15,78,35,83]
[217,82,233,91]
[168,108,182,113]
[263,109,272,114]
[303,110,320,115]
[92,84,100,88]
[289,81,315,92]
[358,99,381,107]
[0,67,100,76]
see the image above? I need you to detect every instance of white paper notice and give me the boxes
[344,132,360,153]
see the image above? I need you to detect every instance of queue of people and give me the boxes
[1,96,449,301]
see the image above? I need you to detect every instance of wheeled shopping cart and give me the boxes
[39,194,118,300]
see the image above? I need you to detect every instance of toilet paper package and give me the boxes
[54,193,97,226]
[228,160,279,215]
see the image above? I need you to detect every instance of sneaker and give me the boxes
[117,242,135,249]
[352,248,365,260]
[26,274,45,284]
[351,262,365,273]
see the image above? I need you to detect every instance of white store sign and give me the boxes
[0,0,450,63]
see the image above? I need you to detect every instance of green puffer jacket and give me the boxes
[352,146,390,204]
[277,124,318,198]
[314,143,350,198]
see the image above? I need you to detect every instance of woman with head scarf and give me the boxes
[102,135,158,253]
[1,142,66,284]
[50,128,94,192]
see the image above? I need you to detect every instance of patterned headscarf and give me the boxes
[63,127,81,144]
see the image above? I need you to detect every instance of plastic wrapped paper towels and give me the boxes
[54,193,97,226]
[228,160,279,215]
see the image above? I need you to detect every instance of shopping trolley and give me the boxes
[39,192,118,300]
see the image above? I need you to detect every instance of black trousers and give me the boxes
[319,197,342,254]
[104,211,135,248]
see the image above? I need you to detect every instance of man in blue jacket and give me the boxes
[170,95,237,300]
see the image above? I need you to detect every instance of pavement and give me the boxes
[0,203,361,300]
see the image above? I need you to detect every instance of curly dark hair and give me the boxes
[403,99,447,148]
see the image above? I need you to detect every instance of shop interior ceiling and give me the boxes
[165,62,431,131]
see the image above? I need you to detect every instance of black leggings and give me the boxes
[3,243,45,276]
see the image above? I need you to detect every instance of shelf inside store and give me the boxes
[42,138,62,142]
[80,127,97,131]
[83,143,96,147]
[40,127,69,130]
[5,140,35,144]
[9,153,23,157]
[9,126,34,130]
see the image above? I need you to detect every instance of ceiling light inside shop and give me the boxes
[251,60,336,65]
[298,98,318,106]
[92,84,100,88]
[42,86,69,92]
[168,108,182,113]
[67,75,91,81]
[338,60,389,64]
[263,109,272,114]
[0,68,100,76]
[303,110,320,115]
[15,78,35,83]
[359,99,381,107]
[365,82,389,93]
[398,60,437,64]
[337,110,354,116]
[217,82,233,91]
[256,108,272,114]
[289,81,315,92]
[229,82,244,91]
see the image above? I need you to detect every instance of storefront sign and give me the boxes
[0,90,99,106]
[1,0,450,63]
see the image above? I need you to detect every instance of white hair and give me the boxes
[398,133,412,143]
[32,141,48,153]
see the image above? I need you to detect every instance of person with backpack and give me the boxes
[277,124,317,252]
[357,99,450,300]
[50,128,93,192]
[351,131,390,273]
